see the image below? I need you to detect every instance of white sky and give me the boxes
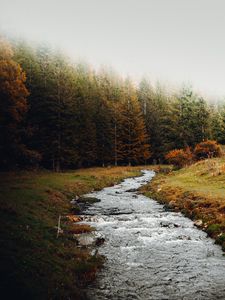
[1,0,225,98]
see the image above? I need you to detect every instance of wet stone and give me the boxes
[194,219,203,227]
[125,188,137,192]
[77,196,101,204]
[96,237,105,246]
[160,221,178,228]
[74,232,105,247]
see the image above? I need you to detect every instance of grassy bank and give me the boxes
[0,166,146,299]
[142,157,225,252]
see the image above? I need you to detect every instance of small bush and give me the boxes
[207,223,221,236]
[165,147,193,168]
[194,140,222,160]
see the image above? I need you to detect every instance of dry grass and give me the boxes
[67,224,94,234]
[142,157,225,251]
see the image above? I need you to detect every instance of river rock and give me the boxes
[194,219,203,227]
[70,196,79,204]
[77,196,101,204]
[160,221,175,228]
[74,232,105,247]
[95,237,105,246]
[160,221,180,228]
[177,235,191,240]
[91,249,99,256]
[168,201,176,209]
[75,233,95,246]
[125,188,137,192]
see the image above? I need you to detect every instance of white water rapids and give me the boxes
[80,170,225,300]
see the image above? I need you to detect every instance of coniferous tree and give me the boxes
[95,69,118,166]
[2,36,224,170]
[74,63,97,167]
[121,79,151,165]
[138,80,174,162]
[176,87,210,148]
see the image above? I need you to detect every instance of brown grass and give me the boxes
[67,224,94,234]
[142,157,225,252]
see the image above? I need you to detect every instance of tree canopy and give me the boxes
[0,36,225,170]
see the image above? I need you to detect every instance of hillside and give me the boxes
[0,167,145,299]
[142,157,225,251]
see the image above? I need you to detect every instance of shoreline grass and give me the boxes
[141,157,225,252]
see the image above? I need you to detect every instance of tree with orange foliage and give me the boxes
[0,37,31,168]
[194,140,222,159]
[165,147,193,168]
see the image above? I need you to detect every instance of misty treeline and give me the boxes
[1,36,225,171]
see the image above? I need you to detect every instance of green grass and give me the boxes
[0,166,146,299]
[142,157,225,252]
[163,157,225,198]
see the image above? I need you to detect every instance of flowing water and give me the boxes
[81,170,225,300]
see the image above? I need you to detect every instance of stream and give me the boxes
[80,170,225,300]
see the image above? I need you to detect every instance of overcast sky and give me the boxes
[1,0,225,98]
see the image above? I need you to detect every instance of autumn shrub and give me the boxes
[194,140,222,160]
[165,147,193,168]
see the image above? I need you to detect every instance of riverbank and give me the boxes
[0,166,149,299]
[142,157,225,252]
[81,169,225,299]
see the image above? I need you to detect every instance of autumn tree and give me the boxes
[0,37,33,169]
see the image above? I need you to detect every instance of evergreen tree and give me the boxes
[176,87,210,148]
[73,63,97,167]
[210,105,225,144]
[121,79,151,165]
[3,37,224,170]
[138,79,175,162]
[94,69,118,166]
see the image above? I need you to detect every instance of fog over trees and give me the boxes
[1,36,225,170]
